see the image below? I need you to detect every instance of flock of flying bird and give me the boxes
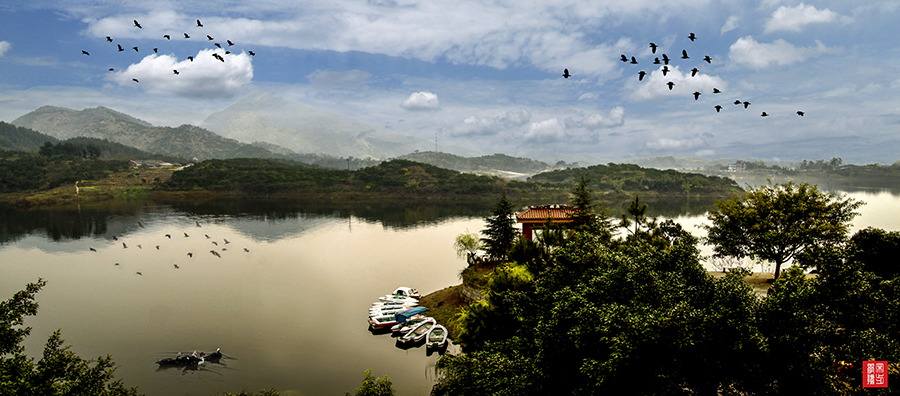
[564,32,806,118]
[88,220,252,276]
[81,18,256,83]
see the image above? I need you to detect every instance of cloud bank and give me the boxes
[763,4,847,33]
[106,49,254,98]
[728,36,838,70]
[400,91,440,111]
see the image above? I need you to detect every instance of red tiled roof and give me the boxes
[516,204,578,223]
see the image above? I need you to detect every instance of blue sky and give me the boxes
[1,1,899,164]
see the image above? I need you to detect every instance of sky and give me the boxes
[1,0,899,164]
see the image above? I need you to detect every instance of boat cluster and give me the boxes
[155,348,223,368]
[368,287,449,351]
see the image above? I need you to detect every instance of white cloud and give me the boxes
[445,108,530,137]
[400,91,440,111]
[523,118,566,143]
[106,49,254,98]
[728,36,838,70]
[721,16,739,34]
[0,41,9,57]
[627,65,727,101]
[763,4,848,33]
[566,107,625,130]
[306,70,371,88]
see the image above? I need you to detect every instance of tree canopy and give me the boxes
[480,193,518,262]
[703,181,862,279]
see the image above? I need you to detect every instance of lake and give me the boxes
[1,187,899,395]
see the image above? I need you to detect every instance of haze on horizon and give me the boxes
[0,1,898,164]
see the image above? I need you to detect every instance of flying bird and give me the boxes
[174,264,179,269]
[132,46,139,52]
[693,91,701,100]
[620,54,628,62]
[667,81,675,90]
[153,48,158,53]
[89,247,97,252]
[638,70,646,81]
[243,248,250,252]
[184,33,190,39]
[630,56,638,64]
[662,65,670,76]
[184,232,189,237]
[661,54,670,64]
[562,68,571,78]
[188,252,193,257]
[214,43,221,48]
[227,40,234,46]
[156,245,159,250]
[223,239,230,244]
[653,57,660,64]
[715,105,723,113]
[681,49,690,59]
[743,101,751,108]
[137,244,142,249]
[123,242,127,248]
[109,68,114,71]
[207,35,214,41]
[797,111,805,116]
[688,32,696,41]
[138,221,144,228]
[113,236,118,241]
[164,34,170,40]
[136,272,142,276]
[117,44,124,52]
[690,67,699,77]
[196,19,203,27]
[649,43,658,53]
[248,51,255,56]
[187,56,194,61]
[82,50,90,55]
[133,20,142,29]
[734,100,742,105]
[761,112,769,117]
[165,234,171,238]
[212,241,218,246]
[205,234,210,238]
[106,36,113,42]
[712,88,721,94]
[703,55,712,63]
[173,70,179,75]
[196,221,201,227]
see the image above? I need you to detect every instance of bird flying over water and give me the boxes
[133,20,142,29]
[184,232,189,237]
[165,234,171,238]
[90,247,97,252]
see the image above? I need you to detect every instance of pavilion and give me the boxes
[515,204,578,241]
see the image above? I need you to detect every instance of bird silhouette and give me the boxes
[693,91,701,100]
[90,247,97,252]
[630,56,638,64]
[653,57,660,64]
[196,19,203,27]
[649,43,658,53]
[688,32,696,41]
[214,43,221,48]
[82,50,90,56]
[156,245,160,250]
[196,221,201,227]
[734,100,742,105]
[132,46,138,52]
[115,263,119,266]
[620,54,628,62]
[173,70,179,75]
[715,105,723,113]
[712,88,721,94]
[690,67,699,77]
[205,234,210,239]
[207,35,214,41]
[661,54,670,64]
[106,36,113,42]
[212,241,218,246]
[223,239,230,244]
[153,48,158,53]
[243,248,250,252]
[136,272,142,276]
[117,44,124,52]
[681,49,690,59]
[761,112,769,117]
[248,51,255,56]
[703,55,712,64]
[137,244,142,249]
[184,33,190,39]
[123,242,128,248]
[174,264,180,269]
[113,236,118,241]
[662,65,670,76]
[184,232,189,237]
[187,56,194,61]
[227,40,235,46]
[638,70,646,81]
[188,252,193,257]
[743,101,751,108]
[164,34,170,40]
[165,234,171,238]
[797,111,805,116]
[109,68,114,71]
[133,20,142,29]
[667,81,675,90]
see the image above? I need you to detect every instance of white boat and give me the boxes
[425,324,448,349]
[370,300,418,308]
[391,315,431,334]
[368,314,399,329]
[392,287,420,299]
[397,317,436,344]
[378,294,419,304]
[369,306,412,316]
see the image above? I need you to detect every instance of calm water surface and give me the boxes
[1,189,898,395]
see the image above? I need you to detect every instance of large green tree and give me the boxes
[703,181,862,279]
[481,193,518,262]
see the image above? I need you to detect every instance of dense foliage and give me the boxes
[480,193,518,262]
[529,162,743,197]
[344,369,394,396]
[434,194,899,395]
[0,150,129,193]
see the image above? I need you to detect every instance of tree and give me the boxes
[703,181,862,279]
[0,279,140,396]
[481,193,518,262]
[568,174,611,233]
[345,369,393,396]
[453,229,484,265]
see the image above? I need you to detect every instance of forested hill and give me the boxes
[0,121,59,151]
[529,162,743,197]
[398,151,552,175]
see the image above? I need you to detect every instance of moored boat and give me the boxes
[391,315,431,334]
[425,325,448,349]
[368,314,399,329]
[392,287,420,299]
[378,294,419,304]
[397,317,436,344]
